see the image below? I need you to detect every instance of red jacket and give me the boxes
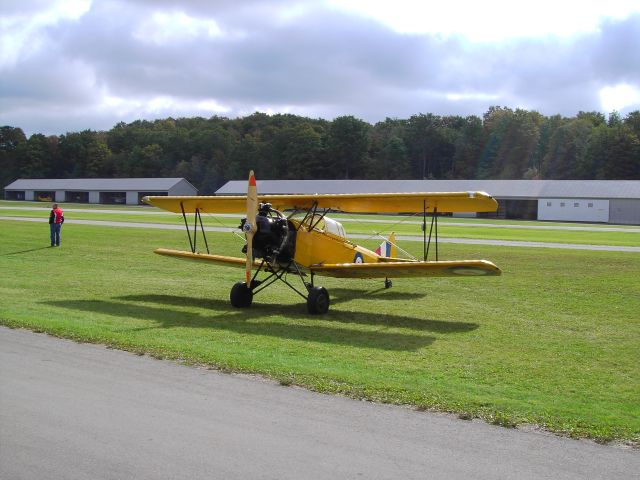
[52,208,64,224]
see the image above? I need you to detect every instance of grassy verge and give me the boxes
[0,218,638,444]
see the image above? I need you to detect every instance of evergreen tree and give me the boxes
[327,116,370,179]
[0,126,27,188]
[5,108,639,186]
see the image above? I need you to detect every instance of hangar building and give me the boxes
[4,178,197,205]
[216,179,640,225]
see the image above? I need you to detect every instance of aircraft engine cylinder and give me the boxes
[241,213,295,264]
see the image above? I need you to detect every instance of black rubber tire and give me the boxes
[230,282,253,308]
[384,279,393,289]
[307,286,330,314]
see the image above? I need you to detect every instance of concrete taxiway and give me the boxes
[1,327,637,480]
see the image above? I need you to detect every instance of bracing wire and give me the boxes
[339,212,421,260]
[202,212,246,242]
[340,212,422,239]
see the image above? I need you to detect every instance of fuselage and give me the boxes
[290,217,380,267]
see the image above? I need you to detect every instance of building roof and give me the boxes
[216,180,640,199]
[5,178,193,191]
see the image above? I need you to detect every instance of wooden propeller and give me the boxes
[243,170,258,285]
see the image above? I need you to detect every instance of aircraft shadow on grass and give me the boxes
[43,294,478,352]
[325,287,426,306]
[119,291,476,334]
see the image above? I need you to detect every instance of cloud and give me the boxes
[600,84,640,112]
[1,1,639,136]
[329,0,640,41]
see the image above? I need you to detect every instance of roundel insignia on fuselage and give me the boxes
[354,252,364,263]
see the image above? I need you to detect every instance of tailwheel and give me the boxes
[230,281,253,308]
[307,286,330,315]
[384,278,393,289]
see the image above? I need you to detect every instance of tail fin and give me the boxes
[375,232,397,258]
[389,232,397,258]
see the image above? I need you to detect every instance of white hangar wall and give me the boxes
[538,199,609,223]
[4,178,198,205]
[609,199,640,225]
[168,179,199,196]
[217,180,640,225]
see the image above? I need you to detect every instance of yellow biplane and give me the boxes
[143,171,501,314]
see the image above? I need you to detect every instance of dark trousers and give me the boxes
[50,223,61,246]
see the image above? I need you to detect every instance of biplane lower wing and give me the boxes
[310,260,501,278]
[155,248,500,278]
[154,248,262,269]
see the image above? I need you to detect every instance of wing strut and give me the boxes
[423,205,439,261]
[180,202,210,254]
[292,201,330,232]
[423,200,427,260]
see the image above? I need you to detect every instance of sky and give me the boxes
[1,0,640,136]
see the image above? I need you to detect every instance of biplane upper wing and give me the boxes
[310,260,501,278]
[143,191,498,214]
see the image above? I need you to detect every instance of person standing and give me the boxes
[49,203,64,247]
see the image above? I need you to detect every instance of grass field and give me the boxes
[0,209,639,445]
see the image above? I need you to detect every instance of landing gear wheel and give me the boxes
[230,282,253,308]
[384,278,393,289]
[307,286,330,314]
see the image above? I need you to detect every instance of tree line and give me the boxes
[2,107,639,194]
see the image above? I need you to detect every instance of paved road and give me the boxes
[2,216,639,252]
[1,327,637,480]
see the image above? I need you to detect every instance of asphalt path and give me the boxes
[2,216,639,252]
[1,327,637,480]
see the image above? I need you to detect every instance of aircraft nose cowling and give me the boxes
[251,215,295,264]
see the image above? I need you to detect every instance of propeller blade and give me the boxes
[244,170,258,284]
[245,232,254,284]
